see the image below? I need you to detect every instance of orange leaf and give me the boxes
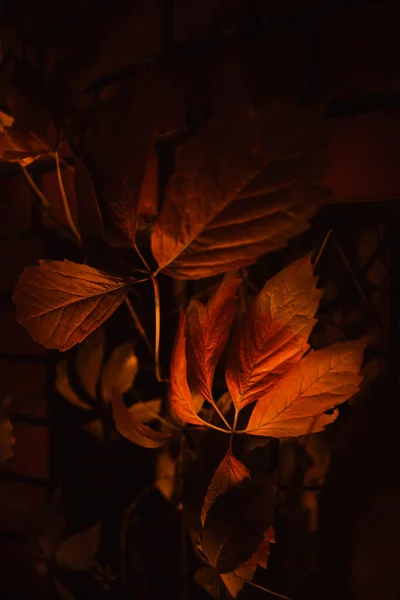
[13,260,132,351]
[151,106,329,279]
[187,272,241,404]
[226,256,322,412]
[111,388,172,449]
[169,312,207,426]
[201,447,250,527]
[247,339,366,437]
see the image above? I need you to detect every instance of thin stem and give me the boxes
[125,297,154,357]
[207,397,232,430]
[313,228,332,270]
[20,165,50,209]
[54,150,81,243]
[198,421,231,434]
[151,275,164,382]
[244,580,293,600]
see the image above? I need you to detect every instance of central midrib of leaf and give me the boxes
[29,279,132,318]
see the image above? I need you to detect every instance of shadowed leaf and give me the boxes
[111,388,172,449]
[226,255,322,411]
[101,341,138,402]
[55,523,100,571]
[151,105,329,279]
[76,328,105,400]
[187,272,241,404]
[247,339,366,437]
[0,398,15,465]
[55,359,92,411]
[201,447,250,527]
[13,260,132,351]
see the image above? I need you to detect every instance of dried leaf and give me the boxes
[226,256,321,412]
[151,105,329,279]
[201,447,250,527]
[111,388,172,449]
[187,272,241,404]
[101,341,138,402]
[76,328,105,400]
[55,523,100,571]
[55,359,92,411]
[169,312,208,426]
[13,260,132,351]
[247,339,366,437]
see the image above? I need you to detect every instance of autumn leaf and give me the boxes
[187,272,241,405]
[78,74,157,246]
[226,255,322,412]
[201,447,250,527]
[111,388,172,449]
[13,260,133,351]
[101,341,138,402]
[246,339,366,437]
[220,527,275,598]
[169,311,209,426]
[151,105,329,279]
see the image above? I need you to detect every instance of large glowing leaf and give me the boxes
[169,312,209,426]
[246,339,366,437]
[226,256,322,411]
[151,105,329,279]
[111,388,172,449]
[201,447,250,527]
[13,260,132,351]
[187,272,241,404]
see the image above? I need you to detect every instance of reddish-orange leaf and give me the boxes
[201,447,250,527]
[13,260,132,351]
[226,256,322,412]
[187,272,241,404]
[246,339,366,437]
[111,388,172,449]
[151,106,329,279]
[169,312,208,426]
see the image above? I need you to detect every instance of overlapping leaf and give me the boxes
[201,447,250,527]
[246,339,366,437]
[169,312,209,426]
[187,272,241,404]
[226,255,322,411]
[13,260,132,351]
[151,105,329,279]
[111,388,172,449]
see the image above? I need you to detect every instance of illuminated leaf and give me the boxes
[13,260,132,351]
[76,328,105,400]
[129,399,162,423]
[111,388,172,449]
[226,255,322,411]
[187,272,241,404]
[169,312,208,426]
[101,341,138,402]
[155,445,177,503]
[247,339,366,437]
[151,105,329,279]
[201,447,250,527]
